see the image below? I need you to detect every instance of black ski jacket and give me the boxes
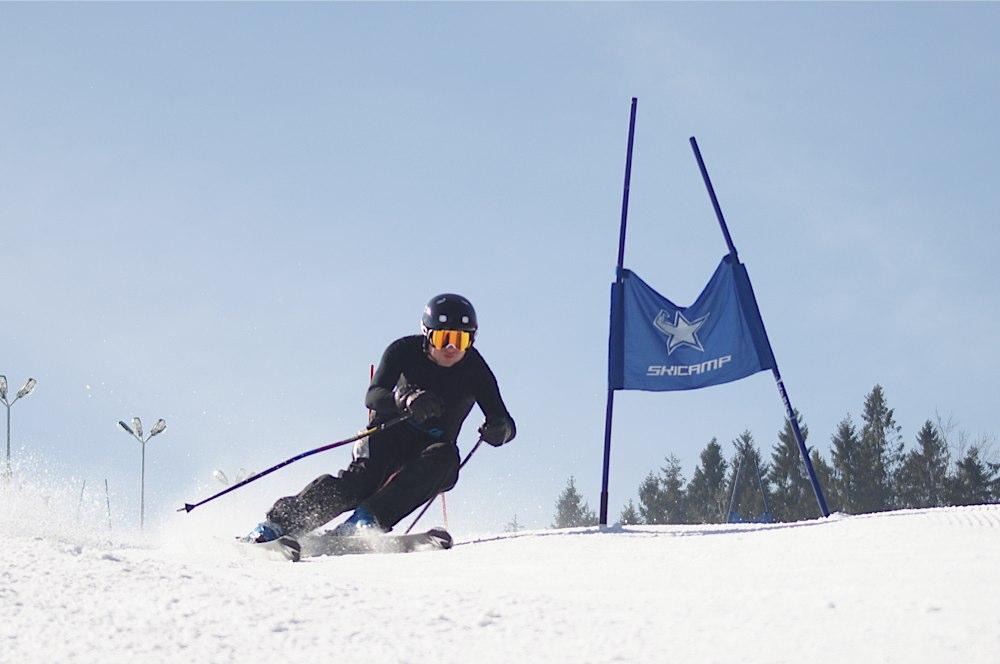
[366,335,516,444]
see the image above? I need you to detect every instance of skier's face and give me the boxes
[428,343,466,367]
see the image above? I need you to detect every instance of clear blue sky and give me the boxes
[2,3,998,533]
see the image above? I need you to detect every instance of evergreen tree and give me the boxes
[552,476,597,528]
[855,385,903,513]
[725,431,771,522]
[686,438,729,524]
[767,411,814,522]
[619,499,641,526]
[990,461,1000,502]
[809,448,838,513]
[947,447,995,506]
[505,513,521,533]
[830,414,861,513]
[896,420,950,508]
[660,455,689,524]
[636,456,690,524]
[638,471,668,524]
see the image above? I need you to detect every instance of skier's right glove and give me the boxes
[393,386,444,424]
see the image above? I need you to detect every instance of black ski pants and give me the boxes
[266,423,460,535]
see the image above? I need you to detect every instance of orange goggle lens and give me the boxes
[428,329,473,350]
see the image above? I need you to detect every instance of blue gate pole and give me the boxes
[600,97,637,526]
[689,136,830,518]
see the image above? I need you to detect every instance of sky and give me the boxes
[2,3,999,534]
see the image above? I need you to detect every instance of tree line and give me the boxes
[553,385,1000,528]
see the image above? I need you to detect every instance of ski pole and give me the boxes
[178,413,412,514]
[405,437,483,534]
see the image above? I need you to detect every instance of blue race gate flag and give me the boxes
[609,254,776,391]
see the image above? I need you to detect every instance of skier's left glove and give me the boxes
[479,418,515,447]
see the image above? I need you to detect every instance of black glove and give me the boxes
[394,386,444,424]
[479,418,514,447]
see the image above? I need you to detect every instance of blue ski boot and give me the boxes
[331,505,385,537]
[241,520,285,544]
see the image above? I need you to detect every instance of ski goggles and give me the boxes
[427,329,474,351]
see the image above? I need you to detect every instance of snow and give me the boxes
[3,481,999,663]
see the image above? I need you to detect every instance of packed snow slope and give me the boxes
[2,491,999,663]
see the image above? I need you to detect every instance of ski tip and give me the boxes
[177,503,195,513]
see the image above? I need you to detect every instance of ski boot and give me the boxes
[241,520,285,544]
[330,505,385,537]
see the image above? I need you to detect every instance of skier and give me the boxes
[244,293,516,543]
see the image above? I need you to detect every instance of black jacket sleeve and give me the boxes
[475,357,516,444]
[366,340,405,416]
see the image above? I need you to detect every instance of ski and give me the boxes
[300,527,453,558]
[237,535,302,562]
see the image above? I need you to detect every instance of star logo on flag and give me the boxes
[653,309,709,355]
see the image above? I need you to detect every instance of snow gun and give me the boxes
[177,413,413,514]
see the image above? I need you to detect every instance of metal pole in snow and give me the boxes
[689,136,830,518]
[5,405,10,480]
[140,442,146,530]
[600,97,638,526]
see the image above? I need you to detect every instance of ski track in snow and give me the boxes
[3,504,1000,663]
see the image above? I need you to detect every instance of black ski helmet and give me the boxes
[421,293,478,337]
